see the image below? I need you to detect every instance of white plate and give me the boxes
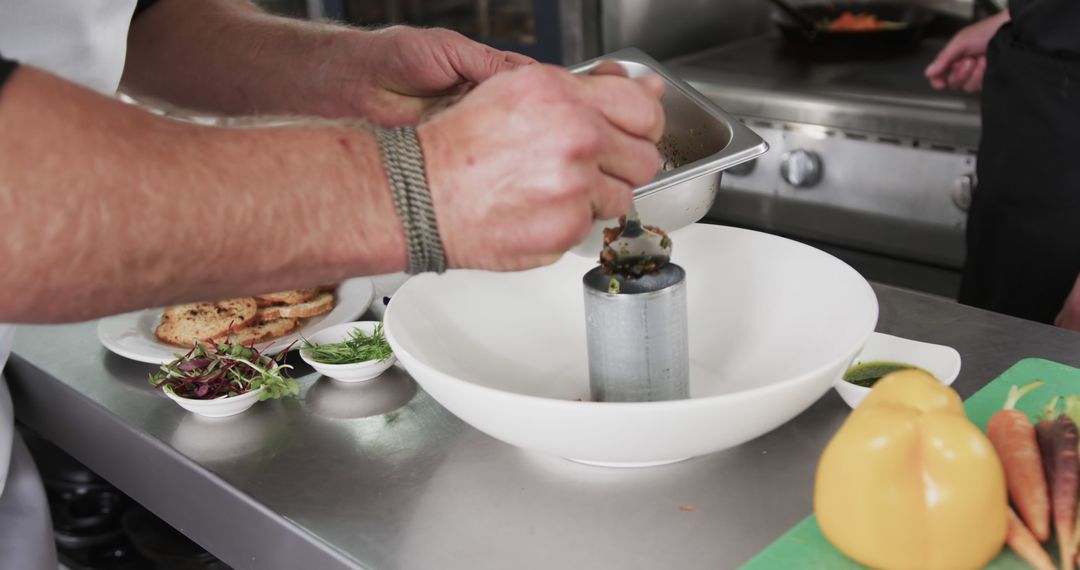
[386,224,879,467]
[98,278,375,364]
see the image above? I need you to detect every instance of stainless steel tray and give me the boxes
[569,48,769,200]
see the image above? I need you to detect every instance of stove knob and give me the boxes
[951,174,976,212]
[780,150,823,188]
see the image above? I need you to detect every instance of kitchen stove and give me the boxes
[666,34,981,297]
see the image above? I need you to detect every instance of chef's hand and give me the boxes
[1055,274,1080,331]
[418,62,665,271]
[925,11,1010,93]
[334,26,536,126]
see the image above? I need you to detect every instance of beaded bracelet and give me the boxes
[374,126,447,274]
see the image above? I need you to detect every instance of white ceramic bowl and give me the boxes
[385,224,879,467]
[164,386,264,418]
[300,321,397,383]
[834,332,962,409]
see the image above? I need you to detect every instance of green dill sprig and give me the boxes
[302,323,393,365]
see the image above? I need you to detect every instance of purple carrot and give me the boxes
[1036,397,1079,570]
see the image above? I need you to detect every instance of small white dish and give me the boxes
[300,321,397,383]
[834,332,962,409]
[163,386,264,418]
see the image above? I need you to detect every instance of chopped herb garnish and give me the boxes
[149,338,298,401]
[303,323,393,365]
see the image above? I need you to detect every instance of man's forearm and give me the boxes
[123,0,362,117]
[0,66,406,323]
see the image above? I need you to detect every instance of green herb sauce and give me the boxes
[843,361,920,388]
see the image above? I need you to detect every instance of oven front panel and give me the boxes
[710,119,974,270]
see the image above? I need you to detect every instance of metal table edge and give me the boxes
[5,352,367,570]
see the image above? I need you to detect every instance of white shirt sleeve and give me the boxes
[0,326,15,497]
[0,378,12,498]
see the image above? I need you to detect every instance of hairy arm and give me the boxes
[123,0,532,123]
[123,0,345,116]
[0,66,406,323]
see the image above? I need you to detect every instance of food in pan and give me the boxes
[818,12,906,32]
[657,127,708,172]
[155,286,337,347]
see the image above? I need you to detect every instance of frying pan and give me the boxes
[772,2,934,52]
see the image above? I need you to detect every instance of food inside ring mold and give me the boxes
[584,216,689,403]
[599,215,674,292]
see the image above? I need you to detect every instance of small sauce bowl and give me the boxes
[300,321,397,383]
[835,332,961,408]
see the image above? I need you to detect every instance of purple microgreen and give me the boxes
[148,335,298,402]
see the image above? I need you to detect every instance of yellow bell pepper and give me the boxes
[815,370,1007,570]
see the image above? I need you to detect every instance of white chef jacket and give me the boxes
[0,0,139,496]
[0,326,14,495]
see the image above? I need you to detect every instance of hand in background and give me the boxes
[925,11,1010,93]
[1056,274,1080,331]
[418,62,665,272]
[334,26,536,126]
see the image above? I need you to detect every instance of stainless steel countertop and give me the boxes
[8,283,1080,570]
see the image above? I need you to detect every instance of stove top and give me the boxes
[666,35,982,148]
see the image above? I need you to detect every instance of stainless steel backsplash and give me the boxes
[593,0,772,63]
[568,0,974,64]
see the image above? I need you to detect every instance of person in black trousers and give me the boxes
[927,1,1080,330]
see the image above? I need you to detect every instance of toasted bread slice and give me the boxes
[254,288,319,307]
[156,298,258,347]
[213,317,299,345]
[257,292,335,320]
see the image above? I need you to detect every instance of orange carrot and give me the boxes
[1036,396,1080,570]
[1009,507,1056,570]
[988,381,1050,542]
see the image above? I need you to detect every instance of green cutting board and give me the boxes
[741,358,1080,570]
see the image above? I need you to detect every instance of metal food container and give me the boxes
[568,49,769,256]
[583,264,690,403]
